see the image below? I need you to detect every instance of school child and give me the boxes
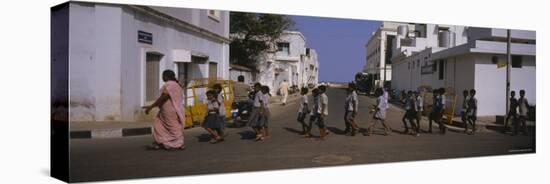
[503,91,518,133]
[466,89,478,135]
[516,90,530,136]
[461,90,471,134]
[429,88,446,134]
[249,83,263,139]
[212,84,226,136]
[414,91,423,136]
[365,88,391,136]
[402,91,417,135]
[319,85,330,138]
[307,86,330,140]
[202,90,224,144]
[258,85,271,140]
[344,83,359,136]
[297,87,311,137]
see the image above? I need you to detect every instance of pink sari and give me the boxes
[153,81,185,149]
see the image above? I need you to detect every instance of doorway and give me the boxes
[145,53,162,102]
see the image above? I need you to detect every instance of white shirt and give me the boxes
[217,93,225,115]
[253,91,262,107]
[321,93,329,116]
[260,92,270,108]
[383,90,389,109]
[298,95,308,113]
[416,96,423,112]
[345,91,358,111]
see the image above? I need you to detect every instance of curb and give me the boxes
[70,127,152,139]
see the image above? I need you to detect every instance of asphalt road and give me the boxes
[69,88,535,182]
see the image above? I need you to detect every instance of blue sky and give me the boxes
[290,15,381,82]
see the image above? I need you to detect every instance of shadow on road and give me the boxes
[282,127,303,135]
[195,133,212,142]
[326,126,346,135]
[238,130,257,140]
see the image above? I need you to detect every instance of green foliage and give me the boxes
[230,12,294,70]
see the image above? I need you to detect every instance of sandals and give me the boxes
[255,135,265,142]
[209,136,223,144]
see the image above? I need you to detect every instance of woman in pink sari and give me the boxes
[143,70,186,150]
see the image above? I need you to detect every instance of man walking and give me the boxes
[280,80,289,106]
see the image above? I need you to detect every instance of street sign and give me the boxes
[138,30,153,44]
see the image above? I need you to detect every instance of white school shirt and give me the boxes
[298,95,308,113]
[416,96,423,112]
[383,90,389,109]
[345,91,358,111]
[519,97,529,116]
[321,93,329,116]
[260,92,270,108]
[217,93,225,115]
[253,91,262,107]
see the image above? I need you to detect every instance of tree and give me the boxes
[230,12,294,70]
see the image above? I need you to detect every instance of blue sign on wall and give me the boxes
[138,31,152,44]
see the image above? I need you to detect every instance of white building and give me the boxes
[302,48,320,87]
[51,2,231,122]
[390,22,535,116]
[254,31,319,95]
[365,22,413,88]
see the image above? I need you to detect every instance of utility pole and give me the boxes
[382,38,387,89]
[506,29,511,115]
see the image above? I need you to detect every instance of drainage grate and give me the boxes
[312,154,352,165]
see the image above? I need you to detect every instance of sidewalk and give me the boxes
[70,93,302,139]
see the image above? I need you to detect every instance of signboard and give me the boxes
[138,30,153,44]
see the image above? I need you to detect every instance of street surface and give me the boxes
[70,88,535,182]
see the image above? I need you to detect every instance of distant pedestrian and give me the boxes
[516,90,530,135]
[280,80,289,105]
[202,90,224,144]
[297,87,311,137]
[503,91,519,134]
[344,83,359,136]
[143,70,185,150]
[461,90,472,134]
[365,88,391,136]
[466,89,478,134]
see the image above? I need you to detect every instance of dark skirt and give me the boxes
[249,108,270,127]
[203,113,223,129]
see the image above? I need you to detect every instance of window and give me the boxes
[512,55,523,68]
[146,53,162,102]
[417,60,420,67]
[209,62,218,79]
[438,59,445,80]
[306,48,310,56]
[277,42,290,54]
[207,10,220,21]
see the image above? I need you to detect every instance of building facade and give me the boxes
[365,22,411,88]
[389,22,535,116]
[254,31,319,95]
[52,2,231,122]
